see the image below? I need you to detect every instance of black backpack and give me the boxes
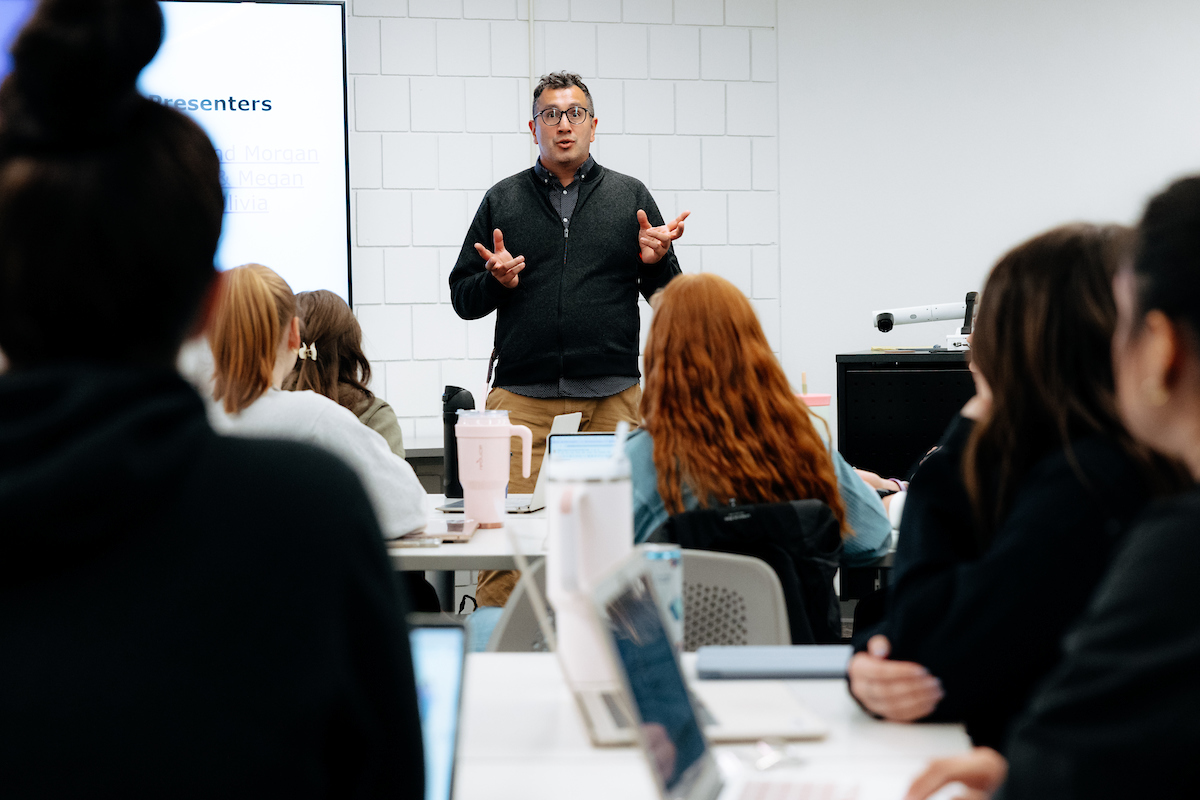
[648,499,844,644]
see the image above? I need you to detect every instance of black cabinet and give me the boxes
[836,351,974,479]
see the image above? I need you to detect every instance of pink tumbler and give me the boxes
[455,410,532,528]
[800,393,832,441]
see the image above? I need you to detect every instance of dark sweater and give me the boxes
[449,162,681,387]
[854,415,1151,749]
[0,366,424,798]
[997,487,1200,799]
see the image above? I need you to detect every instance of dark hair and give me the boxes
[0,0,224,368]
[1132,176,1200,333]
[532,71,593,118]
[281,289,374,412]
[963,224,1145,542]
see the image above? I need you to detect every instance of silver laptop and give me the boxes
[590,560,916,800]
[546,431,619,461]
[407,615,467,800]
[438,412,582,514]
[504,536,827,747]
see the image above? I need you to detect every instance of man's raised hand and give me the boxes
[637,209,690,264]
[475,228,525,289]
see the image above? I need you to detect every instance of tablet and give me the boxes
[695,645,853,680]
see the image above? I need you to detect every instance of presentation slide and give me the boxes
[0,1,29,77]
[145,2,350,300]
[0,0,351,302]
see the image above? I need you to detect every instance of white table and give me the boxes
[404,436,445,460]
[454,652,971,800]
[388,496,548,608]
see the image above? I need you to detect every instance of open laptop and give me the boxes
[438,412,582,514]
[590,559,924,800]
[505,534,827,747]
[408,614,467,800]
[546,431,618,460]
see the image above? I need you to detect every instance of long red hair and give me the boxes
[641,273,849,534]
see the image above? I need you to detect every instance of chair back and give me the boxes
[485,559,550,652]
[681,550,790,650]
[651,499,843,644]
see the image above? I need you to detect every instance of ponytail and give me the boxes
[211,264,296,413]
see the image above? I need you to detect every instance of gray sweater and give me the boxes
[449,162,681,387]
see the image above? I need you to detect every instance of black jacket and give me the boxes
[449,162,680,387]
[998,487,1200,799]
[651,500,844,644]
[854,415,1151,749]
[0,366,424,798]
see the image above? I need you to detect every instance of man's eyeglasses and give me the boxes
[534,106,592,126]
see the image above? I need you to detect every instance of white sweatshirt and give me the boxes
[209,389,427,538]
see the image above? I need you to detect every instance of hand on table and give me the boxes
[475,228,525,288]
[847,635,943,722]
[637,209,689,264]
[904,747,1008,800]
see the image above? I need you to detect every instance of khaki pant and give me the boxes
[474,384,641,607]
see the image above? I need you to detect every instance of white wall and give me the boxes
[347,0,780,441]
[778,0,1200,440]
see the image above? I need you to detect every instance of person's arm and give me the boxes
[628,430,671,544]
[360,398,406,459]
[847,415,974,720]
[880,444,1142,728]
[449,193,515,320]
[634,189,684,301]
[314,403,427,537]
[830,449,893,566]
[848,634,945,722]
[995,497,1200,799]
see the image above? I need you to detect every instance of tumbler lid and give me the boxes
[455,409,510,426]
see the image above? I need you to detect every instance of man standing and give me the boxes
[450,72,687,606]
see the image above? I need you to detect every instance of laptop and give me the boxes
[504,534,827,747]
[407,614,467,800]
[438,412,583,514]
[589,559,923,800]
[546,431,619,461]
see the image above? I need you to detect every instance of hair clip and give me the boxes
[297,342,318,361]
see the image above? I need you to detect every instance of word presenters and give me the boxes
[142,1,350,301]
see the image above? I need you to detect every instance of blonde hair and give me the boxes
[210,264,295,413]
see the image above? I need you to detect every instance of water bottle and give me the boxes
[442,386,474,498]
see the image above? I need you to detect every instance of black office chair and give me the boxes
[648,499,844,644]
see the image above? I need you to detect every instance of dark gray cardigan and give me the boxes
[449,162,681,387]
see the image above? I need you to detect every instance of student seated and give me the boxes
[283,289,407,458]
[277,287,440,609]
[629,272,892,565]
[848,223,1182,750]
[904,176,1200,800]
[208,264,427,539]
[0,0,423,794]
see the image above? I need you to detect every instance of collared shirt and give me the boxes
[500,155,639,400]
[533,154,594,231]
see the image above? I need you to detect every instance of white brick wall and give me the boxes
[349,0,779,435]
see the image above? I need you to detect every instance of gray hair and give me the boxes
[532,72,594,118]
